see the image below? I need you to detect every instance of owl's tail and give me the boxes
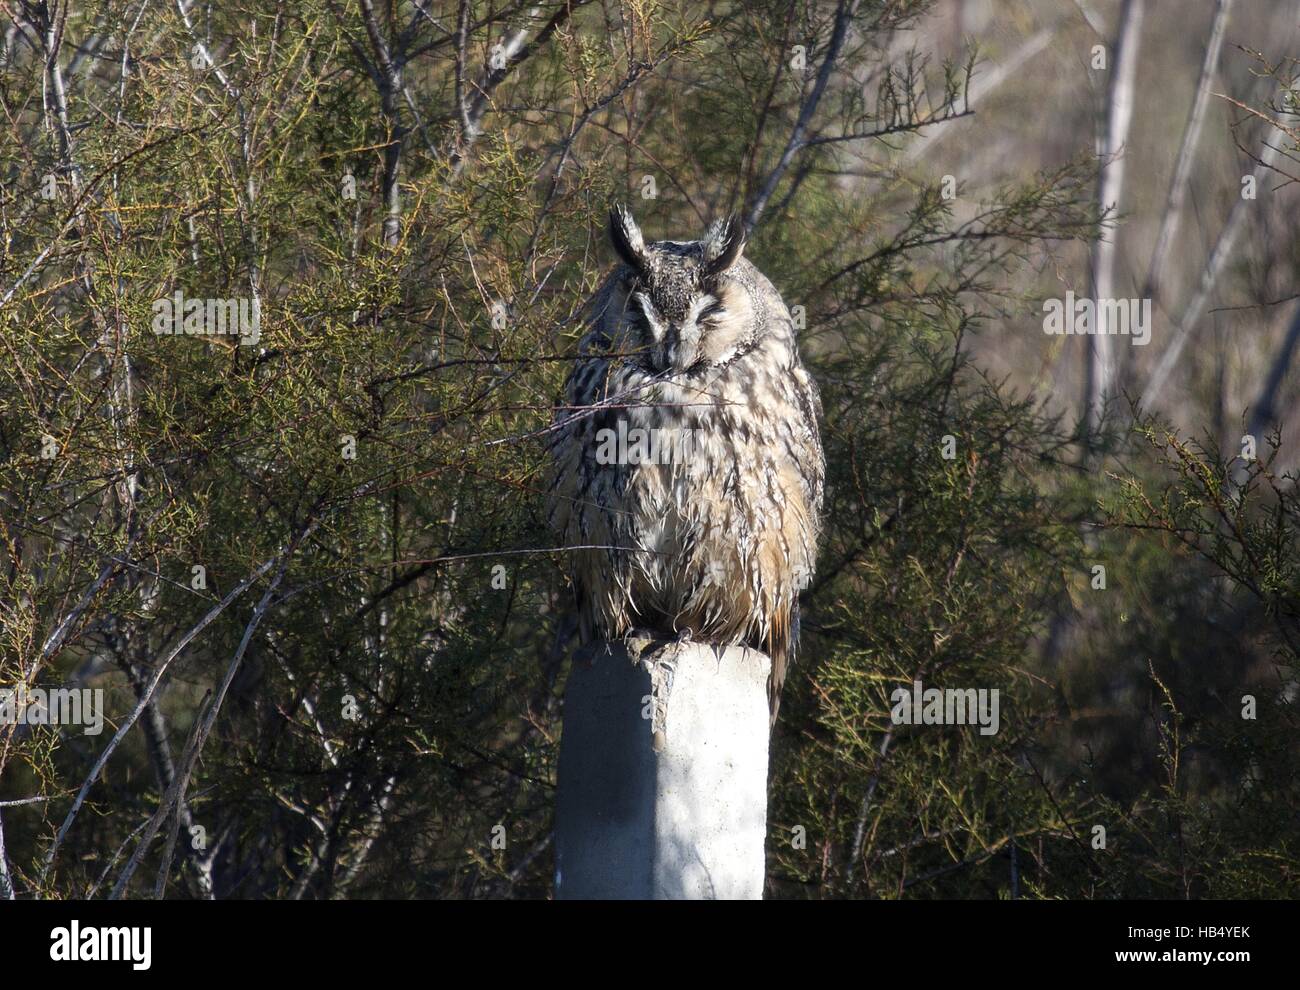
[767,654,787,729]
[765,602,800,730]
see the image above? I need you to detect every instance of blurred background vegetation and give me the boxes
[0,0,1296,898]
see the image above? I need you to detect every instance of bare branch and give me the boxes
[1144,0,1234,302]
[744,0,859,232]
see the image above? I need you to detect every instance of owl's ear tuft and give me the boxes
[702,213,746,279]
[608,204,648,273]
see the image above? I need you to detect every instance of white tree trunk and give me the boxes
[1086,0,1145,440]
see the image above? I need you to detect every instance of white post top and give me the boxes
[555,638,771,900]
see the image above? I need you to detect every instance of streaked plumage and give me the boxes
[547,205,824,725]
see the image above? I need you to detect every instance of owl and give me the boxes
[547,205,824,725]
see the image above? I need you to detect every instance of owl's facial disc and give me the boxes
[665,292,719,370]
[607,206,744,372]
[630,289,721,372]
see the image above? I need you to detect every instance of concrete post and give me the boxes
[554,637,771,899]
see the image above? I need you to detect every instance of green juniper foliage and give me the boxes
[0,0,1296,898]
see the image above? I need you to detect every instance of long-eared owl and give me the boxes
[547,205,824,725]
